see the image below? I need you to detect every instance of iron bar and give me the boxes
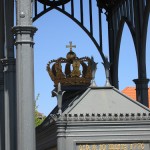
[126,0,130,19]
[123,1,126,17]
[127,0,131,21]
[71,0,74,17]
[130,0,134,26]
[138,1,143,32]
[98,8,102,50]
[62,4,65,11]
[118,5,121,24]
[89,0,93,35]
[116,8,120,32]
[124,0,127,18]
[120,3,124,17]
[44,4,46,11]
[113,11,117,46]
[35,0,37,16]
[80,0,83,25]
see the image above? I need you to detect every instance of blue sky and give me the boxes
[33,1,150,116]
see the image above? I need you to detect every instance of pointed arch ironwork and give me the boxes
[112,18,137,88]
[115,17,136,66]
[142,0,150,56]
[33,0,106,62]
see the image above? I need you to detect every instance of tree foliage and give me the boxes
[35,94,46,127]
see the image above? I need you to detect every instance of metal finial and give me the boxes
[102,55,111,87]
[66,41,76,52]
[57,82,61,92]
[53,83,65,115]
[90,56,98,86]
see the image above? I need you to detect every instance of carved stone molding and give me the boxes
[50,113,150,122]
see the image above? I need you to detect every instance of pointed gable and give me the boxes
[63,86,150,115]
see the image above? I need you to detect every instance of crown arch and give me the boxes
[33,0,106,62]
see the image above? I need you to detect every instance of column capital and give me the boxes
[13,26,37,46]
[13,26,37,35]
[133,78,150,85]
[133,78,149,107]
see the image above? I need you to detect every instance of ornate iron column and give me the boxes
[1,0,17,150]
[107,10,117,88]
[97,0,118,88]
[133,79,149,106]
[133,0,149,107]
[13,0,37,149]
[0,0,5,149]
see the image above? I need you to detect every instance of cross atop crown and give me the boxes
[66,41,76,52]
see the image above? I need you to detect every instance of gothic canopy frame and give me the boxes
[33,0,106,62]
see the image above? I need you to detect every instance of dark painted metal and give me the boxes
[3,0,17,149]
[80,0,83,25]
[44,4,46,11]
[62,4,65,11]
[89,0,93,35]
[33,0,105,62]
[54,6,105,61]
[38,0,70,7]
[35,0,37,16]
[98,8,103,50]
[71,0,74,17]
[100,0,150,106]
[0,0,5,149]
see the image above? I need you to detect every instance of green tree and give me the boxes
[35,94,46,127]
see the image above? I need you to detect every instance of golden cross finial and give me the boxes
[66,41,76,52]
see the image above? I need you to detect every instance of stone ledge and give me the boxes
[50,113,150,122]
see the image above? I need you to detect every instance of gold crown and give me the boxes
[47,42,94,86]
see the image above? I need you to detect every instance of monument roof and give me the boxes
[62,86,150,115]
[36,86,150,149]
[42,86,150,125]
